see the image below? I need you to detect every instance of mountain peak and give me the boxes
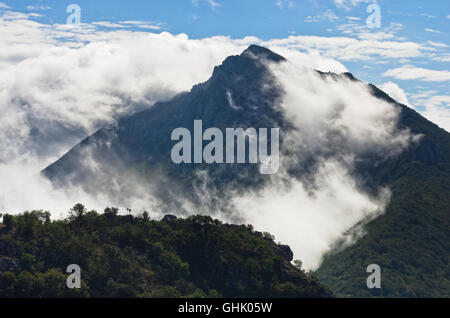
[241,45,286,62]
[209,45,286,81]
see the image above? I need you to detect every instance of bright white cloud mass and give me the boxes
[0,7,445,269]
[379,81,411,106]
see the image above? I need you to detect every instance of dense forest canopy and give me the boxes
[0,205,332,298]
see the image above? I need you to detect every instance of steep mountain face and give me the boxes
[42,45,450,297]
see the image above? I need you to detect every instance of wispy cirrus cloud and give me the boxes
[92,21,129,28]
[26,5,52,11]
[427,41,448,48]
[333,0,371,10]
[425,28,442,34]
[420,13,437,19]
[192,0,221,9]
[118,20,162,30]
[305,9,339,23]
[275,0,295,10]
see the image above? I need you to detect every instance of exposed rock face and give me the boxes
[274,244,294,262]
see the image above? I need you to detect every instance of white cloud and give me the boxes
[118,20,162,30]
[275,0,295,10]
[345,16,361,20]
[92,21,129,28]
[431,53,450,62]
[334,0,370,10]
[378,82,410,106]
[425,28,442,34]
[410,93,450,132]
[305,9,339,23]
[323,9,339,22]
[421,13,437,19]
[232,162,391,269]
[305,16,318,23]
[0,2,9,9]
[26,5,52,11]
[427,41,448,48]
[420,96,450,132]
[338,21,403,39]
[383,65,450,82]
[266,34,425,61]
[270,62,411,157]
[0,160,106,218]
[379,87,450,132]
[192,0,221,9]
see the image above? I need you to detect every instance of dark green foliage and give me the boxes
[0,207,333,298]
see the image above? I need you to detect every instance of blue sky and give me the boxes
[2,0,447,38]
[5,0,449,40]
[0,0,449,130]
